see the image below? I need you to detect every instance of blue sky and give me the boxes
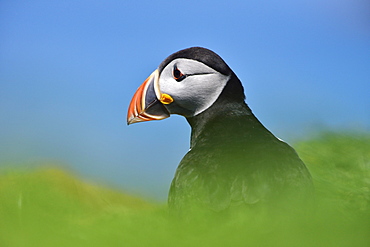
[1,1,369,200]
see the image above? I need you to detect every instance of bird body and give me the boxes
[127,47,313,215]
[169,89,312,213]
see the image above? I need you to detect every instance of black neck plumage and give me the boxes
[186,74,274,149]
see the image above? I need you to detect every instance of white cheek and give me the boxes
[189,74,229,115]
[159,72,229,116]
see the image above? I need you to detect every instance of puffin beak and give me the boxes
[127,70,171,125]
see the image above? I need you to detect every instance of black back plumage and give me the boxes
[165,47,313,214]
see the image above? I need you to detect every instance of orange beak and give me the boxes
[127,70,170,125]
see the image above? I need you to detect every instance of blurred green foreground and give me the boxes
[0,132,369,247]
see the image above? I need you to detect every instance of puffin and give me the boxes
[127,47,313,215]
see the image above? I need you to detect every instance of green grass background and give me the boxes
[1,132,369,246]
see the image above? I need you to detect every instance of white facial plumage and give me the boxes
[157,58,230,117]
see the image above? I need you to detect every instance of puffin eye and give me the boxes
[173,65,186,82]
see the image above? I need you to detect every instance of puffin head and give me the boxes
[127,47,245,125]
